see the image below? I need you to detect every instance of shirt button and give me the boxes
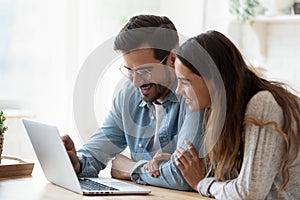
[161,136,167,142]
[151,116,154,120]
[138,143,143,148]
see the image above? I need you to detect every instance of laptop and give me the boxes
[22,119,151,195]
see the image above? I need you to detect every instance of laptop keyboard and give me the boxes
[79,179,119,191]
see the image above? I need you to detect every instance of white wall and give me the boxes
[227,19,300,94]
[266,23,300,93]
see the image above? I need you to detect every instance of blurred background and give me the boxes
[0,0,299,160]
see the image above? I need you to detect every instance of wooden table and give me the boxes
[0,163,211,200]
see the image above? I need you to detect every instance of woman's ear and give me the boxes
[167,49,177,68]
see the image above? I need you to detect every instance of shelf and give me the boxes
[2,109,34,119]
[254,14,300,23]
[250,15,300,60]
[228,14,300,63]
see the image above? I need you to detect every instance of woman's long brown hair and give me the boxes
[177,30,300,191]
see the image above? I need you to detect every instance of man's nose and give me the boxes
[132,73,146,88]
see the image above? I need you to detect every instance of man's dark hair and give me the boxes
[114,14,179,61]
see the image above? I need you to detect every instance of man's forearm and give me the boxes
[111,154,136,180]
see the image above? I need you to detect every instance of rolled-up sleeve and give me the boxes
[131,155,193,190]
[130,110,204,190]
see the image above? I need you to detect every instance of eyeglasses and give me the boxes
[119,55,168,80]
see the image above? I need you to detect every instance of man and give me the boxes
[62,14,203,191]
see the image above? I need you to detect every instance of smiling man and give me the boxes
[62,14,203,191]
[121,48,173,103]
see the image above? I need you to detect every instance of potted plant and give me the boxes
[0,110,8,164]
[229,0,260,23]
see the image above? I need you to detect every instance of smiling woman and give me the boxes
[174,30,300,199]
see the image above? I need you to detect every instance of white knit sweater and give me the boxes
[197,91,300,199]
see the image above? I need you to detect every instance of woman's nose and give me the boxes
[175,84,182,95]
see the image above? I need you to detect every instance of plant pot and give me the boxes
[0,134,3,164]
[259,0,295,15]
[294,2,300,14]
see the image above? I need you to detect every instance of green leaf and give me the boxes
[0,110,8,134]
[229,0,259,24]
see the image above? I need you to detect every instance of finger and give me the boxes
[67,151,76,162]
[176,147,191,160]
[62,134,74,150]
[150,170,159,178]
[61,134,71,144]
[67,151,80,172]
[149,163,156,173]
[150,171,155,177]
[148,165,153,173]
[175,158,184,171]
[176,147,185,154]
[154,170,160,178]
[184,140,198,158]
[61,134,69,141]
[153,164,159,172]
[175,149,189,166]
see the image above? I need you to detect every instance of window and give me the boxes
[0,0,228,149]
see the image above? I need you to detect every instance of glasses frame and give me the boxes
[119,55,168,81]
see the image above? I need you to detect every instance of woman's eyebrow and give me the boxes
[178,77,190,81]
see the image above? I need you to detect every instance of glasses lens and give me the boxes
[136,67,153,80]
[120,55,168,79]
[120,66,132,78]
[120,66,152,80]
[119,55,168,80]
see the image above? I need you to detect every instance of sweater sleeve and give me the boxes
[198,91,286,199]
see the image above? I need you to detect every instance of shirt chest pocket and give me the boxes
[130,139,152,161]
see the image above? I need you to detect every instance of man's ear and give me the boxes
[167,49,177,68]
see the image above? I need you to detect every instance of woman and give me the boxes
[174,30,300,199]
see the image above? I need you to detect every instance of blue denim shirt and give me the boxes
[77,80,204,191]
